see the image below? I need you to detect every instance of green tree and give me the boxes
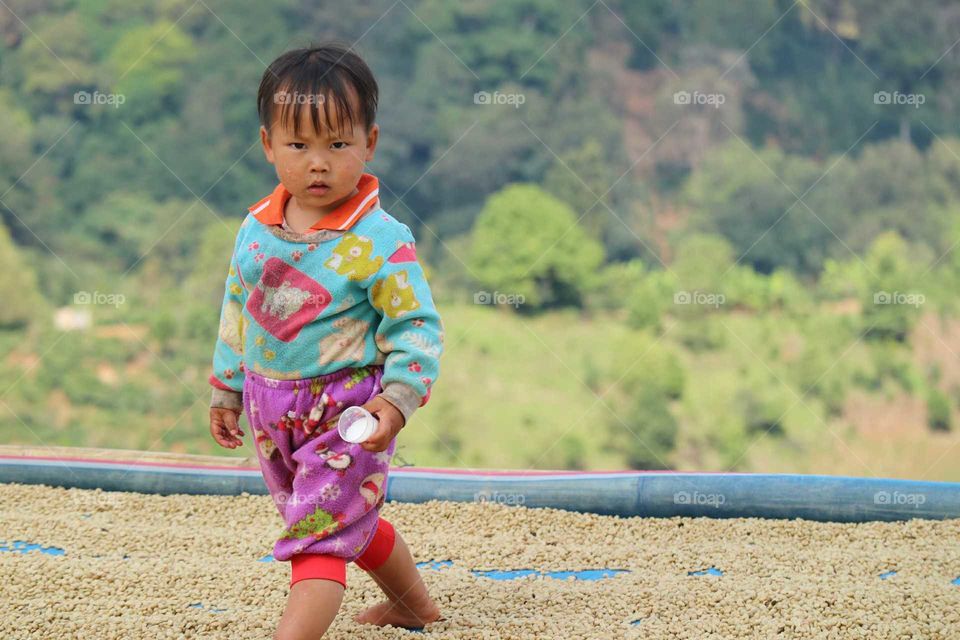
[606,332,685,402]
[736,383,789,437]
[926,388,952,432]
[603,386,678,470]
[469,184,604,310]
[587,259,646,313]
[107,21,195,121]
[543,138,620,240]
[617,0,679,70]
[18,12,97,97]
[685,142,832,275]
[0,91,64,245]
[835,140,953,255]
[861,231,930,342]
[411,0,592,91]
[0,222,45,328]
[671,233,734,292]
[75,192,165,269]
[854,0,952,143]
[138,199,220,293]
[667,233,735,321]
[628,270,670,332]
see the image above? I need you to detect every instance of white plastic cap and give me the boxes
[337,406,378,443]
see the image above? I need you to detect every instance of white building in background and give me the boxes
[54,307,92,331]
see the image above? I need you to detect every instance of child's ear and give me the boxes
[364,124,379,162]
[260,125,276,164]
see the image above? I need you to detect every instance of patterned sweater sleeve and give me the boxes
[208,221,249,412]
[363,224,444,425]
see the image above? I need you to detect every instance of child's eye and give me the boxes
[289,142,306,150]
[331,142,348,150]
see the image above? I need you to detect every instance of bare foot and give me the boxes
[353,597,442,630]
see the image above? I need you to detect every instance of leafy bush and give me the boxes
[607,332,685,401]
[587,259,646,313]
[603,387,678,470]
[868,341,922,394]
[736,383,789,437]
[927,388,952,432]
[469,184,604,310]
[676,316,726,352]
[861,232,930,342]
[819,258,868,301]
[0,224,44,328]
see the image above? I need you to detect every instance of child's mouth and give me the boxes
[306,184,330,195]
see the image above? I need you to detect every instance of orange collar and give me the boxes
[248,173,380,232]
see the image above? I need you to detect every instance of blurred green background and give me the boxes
[3,0,960,479]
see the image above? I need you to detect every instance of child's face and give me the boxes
[259,87,378,215]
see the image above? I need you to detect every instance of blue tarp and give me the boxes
[2,454,958,523]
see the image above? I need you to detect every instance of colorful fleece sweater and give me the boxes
[208,199,444,424]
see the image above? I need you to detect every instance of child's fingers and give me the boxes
[224,423,243,448]
[223,427,240,449]
[210,414,243,449]
[219,426,235,448]
[361,422,390,452]
[212,425,231,448]
[221,412,245,447]
[223,411,242,435]
[222,430,242,448]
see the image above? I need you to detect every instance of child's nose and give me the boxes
[307,152,331,173]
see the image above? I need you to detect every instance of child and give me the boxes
[207,42,444,638]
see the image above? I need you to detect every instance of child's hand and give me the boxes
[210,407,244,449]
[359,397,405,452]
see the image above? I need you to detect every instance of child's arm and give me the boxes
[363,226,444,426]
[209,222,249,412]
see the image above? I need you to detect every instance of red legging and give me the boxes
[290,516,396,589]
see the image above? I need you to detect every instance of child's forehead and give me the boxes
[274,110,352,138]
[272,83,361,138]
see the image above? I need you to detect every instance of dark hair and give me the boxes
[257,42,378,139]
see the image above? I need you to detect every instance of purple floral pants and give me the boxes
[242,364,395,563]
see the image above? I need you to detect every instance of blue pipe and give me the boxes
[2,455,958,523]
